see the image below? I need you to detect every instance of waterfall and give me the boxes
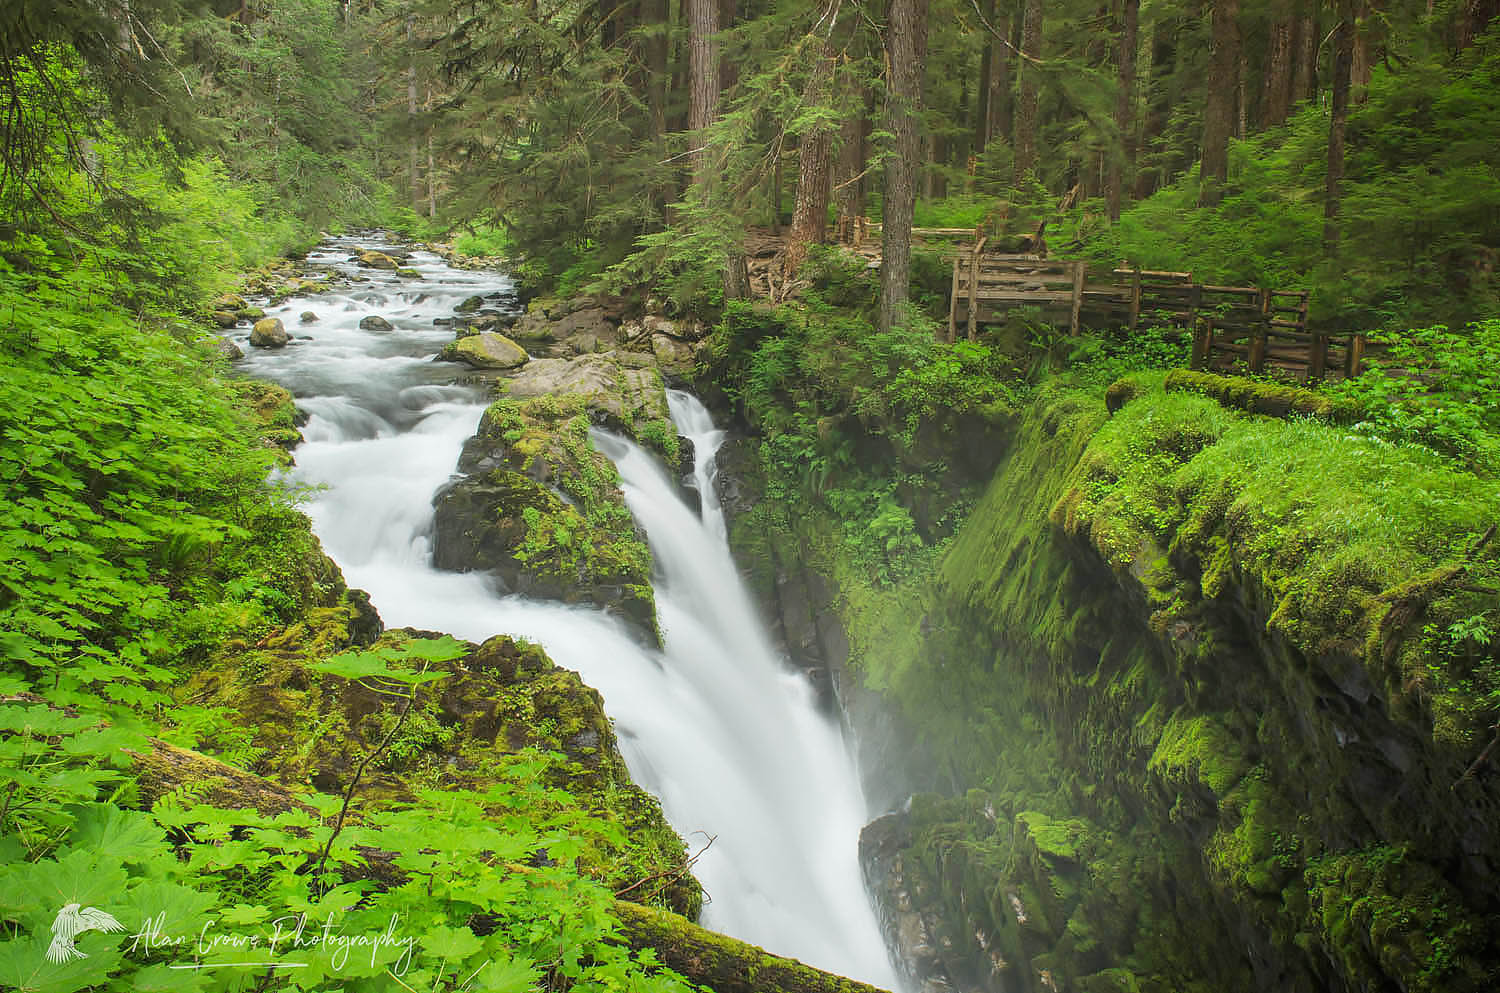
[231,235,900,988]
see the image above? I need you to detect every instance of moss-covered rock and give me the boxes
[225,378,305,451]
[249,316,289,348]
[439,331,529,369]
[184,625,700,918]
[358,250,398,269]
[432,392,659,643]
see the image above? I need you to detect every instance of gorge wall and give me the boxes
[720,376,1500,993]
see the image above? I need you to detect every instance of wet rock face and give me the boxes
[860,811,964,993]
[439,331,529,369]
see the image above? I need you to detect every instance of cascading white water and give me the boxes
[229,235,900,988]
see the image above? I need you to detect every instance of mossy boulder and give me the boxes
[501,353,678,460]
[358,250,399,269]
[455,294,486,313]
[359,314,394,332]
[440,331,530,370]
[225,378,305,451]
[299,310,318,324]
[211,310,239,328]
[183,626,700,919]
[249,317,289,348]
[432,393,658,643]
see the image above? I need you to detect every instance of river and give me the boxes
[226,234,900,988]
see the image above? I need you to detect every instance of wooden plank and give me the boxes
[1069,261,1085,335]
[1309,333,1328,379]
[968,236,986,342]
[947,256,960,342]
[1130,268,1142,332]
[969,289,1076,304]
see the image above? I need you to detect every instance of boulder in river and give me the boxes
[249,317,289,348]
[211,310,239,328]
[299,310,319,324]
[454,294,485,313]
[432,395,657,645]
[358,251,399,270]
[440,332,529,370]
[359,315,394,332]
[210,336,243,361]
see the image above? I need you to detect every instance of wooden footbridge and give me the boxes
[947,246,1367,380]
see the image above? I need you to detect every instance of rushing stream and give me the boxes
[226,235,901,988]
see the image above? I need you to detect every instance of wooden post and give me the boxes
[1346,333,1366,377]
[1129,267,1142,333]
[1250,288,1270,372]
[1192,319,1213,369]
[1069,260,1085,335]
[968,236,986,341]
[1309,332,1328,380]
[1188,282,1202,331]
[947,255,961,342]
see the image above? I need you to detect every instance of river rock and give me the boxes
[299,311,318,324]
[211,310,239,328]
[359,315,394,332]
[214,293,248,312]
[210,336,243,361]
[440,332,529,369]
[358,251,399,269]
[249,317,289,348]
[651,332,696,373]
[455,294,485,313]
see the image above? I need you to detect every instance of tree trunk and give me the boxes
[990,14,1012,150]
[1107,0,1139,220]
[687,0,719,179]
[1261,5,1294,128]
[1199,0,1239,206]
[426,87,437,218]
[1324,14,1353,254]
[1014,0,1043,180]
[878,0,929,335]
[975,0,996,152]
[786,42,837,272]
[719,0,738,93]
[834,86,871,244]
[1458,0,1499,49]
[407,17,420,213]
[1351,0,1374,101]
[1291,6,1319,106]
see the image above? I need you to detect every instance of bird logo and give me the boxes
[45,903,125,964]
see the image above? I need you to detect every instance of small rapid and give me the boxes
[228,234,900,987]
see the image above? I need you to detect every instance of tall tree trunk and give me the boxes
[989,14,1012,151]
[1458,0,1498,49]
[1199,0,1239,206]
[426,87,436,218]
[1014,0,1043,181]
[641,0,669,139]
[1324,13,1353,253]
[786,40,837,272]
[1237,52,1248,137]
[1107,0,1139,220]
[687,0,719,188]
[407,16,420,212]
[834,87,872,243]
[719,0,739,93]
[1351,0,1374,101]
[1291,5,1319,105]
[975,0,996,152]
[1261,4,1294,128]
[879,0,929,335]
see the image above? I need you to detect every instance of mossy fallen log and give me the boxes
[611,901,891,993]
[124,738,888,993]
